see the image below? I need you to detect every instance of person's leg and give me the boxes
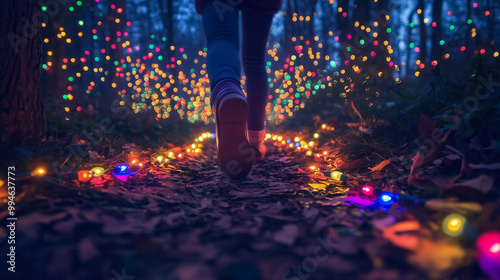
[201,1,255,179]
[201,0,240,92]
[241,10,274,132]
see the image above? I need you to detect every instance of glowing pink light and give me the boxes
[117,31,121,36]
[415,47,420,53]
[389,61,394,67]
[127,48,132,53]
[85,50,90,55]
[473,2,478,8]
[171,57,175,62]
[334,36,339,41]
[289,67,294,71]
[344,60,349,66]
[124,32,128,36]
[135,46,140,50]
[460,46,466,51]
[370,51,376,56]
[156,47,160,52]
[111,4,116,9]
[180,48,184,52]
[347,34,352,39]
[361,185,374,196]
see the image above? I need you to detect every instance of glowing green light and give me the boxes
[95,57,99,62]
[68,77,74,82]
[149,44,154,49]
[76,1,82,6]
[42,64,47,68]
[346,47,351,52]
[93,35,98,40]
[409,23,414,28]
[78,20,84,26]
[330,61,336,68]
[467,19,472,24]
[42,6,47,11]
[387,27,392,33]
[295,93,300,98]
[409,43,414,48]
[439,40,445,45]
[69,6,74,12]
[162,37,166,41]
[158,55,163,60]
[360,39,365,45]
[291,55,296,60]
[63,95,68,100]
[449,25,455,30]
[270,83,274,88]
[151,35,155,39]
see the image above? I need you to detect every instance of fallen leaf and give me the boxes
[453,175,495,193]
[273,224,299,246]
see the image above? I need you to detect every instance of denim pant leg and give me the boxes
[242,10,274,131]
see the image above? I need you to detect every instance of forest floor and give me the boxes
[0,122,499,280]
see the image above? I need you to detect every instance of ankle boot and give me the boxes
[248,129,267,160]
[211,80,255,179]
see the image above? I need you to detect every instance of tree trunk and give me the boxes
[417,0,427,63]
[430,0,443,61]
[0,0,46,145]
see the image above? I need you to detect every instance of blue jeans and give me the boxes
[202,0,275,131]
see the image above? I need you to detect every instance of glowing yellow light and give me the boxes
[443,213,466,237]
[321,124,326,129]
[191,144,196,149]
[309,141,314,147]
[309,165,317,170]
[91,167,105,176]
[294,137,299,142]
[306,151,312,156]
[36,168,45,175]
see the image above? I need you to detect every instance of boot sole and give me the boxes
[217,94,255,179]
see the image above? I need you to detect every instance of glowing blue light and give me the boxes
[295,142,300,147]
[378,192,396,206]
[210,133,215,138]
[286,139,291,144]
[115,164,129,173]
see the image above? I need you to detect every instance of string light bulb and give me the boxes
[361,184,374,196]
[324,170,347,181]
[90,167,105,177]
[114,164,129,174]
[32,168,46,176]
[77,170,93,182]
[442,213,466,237]
[377,192,396,206]
[476,231,500,278]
